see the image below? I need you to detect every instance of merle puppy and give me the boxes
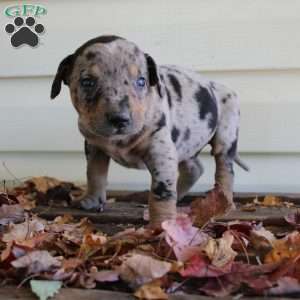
[51,35,248,226]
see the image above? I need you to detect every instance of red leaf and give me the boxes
[180,254,232,278]
[190,185,234,226]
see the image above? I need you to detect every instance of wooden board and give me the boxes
[32,191,300,233]
[0,286,296,300]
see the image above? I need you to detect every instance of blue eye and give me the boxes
[136,77,146,88]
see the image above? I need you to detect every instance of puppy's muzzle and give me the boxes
[106,112,131,130]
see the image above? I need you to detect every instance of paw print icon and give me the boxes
[5,16,45,48]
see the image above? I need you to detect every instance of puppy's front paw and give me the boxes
[72,194,105,212]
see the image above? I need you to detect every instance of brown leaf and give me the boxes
[190,185,233,227]
[0,192,17,205]
[2,217,45,243]
[11,250,61,274]
[82,233,107,247]
[16,194,36,210]
[0,204,24,225]
[119,253,172,286]
[17,232,53,249]
[1,241,14,262]
[48,218,94,244]
[62,258,83,271]
[134,280,168,300]
[53,214,74,224]
[26,176,62,193]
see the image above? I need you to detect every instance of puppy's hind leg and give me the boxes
[210,94,241,208]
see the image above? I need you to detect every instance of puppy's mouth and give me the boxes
[89,126,140,138]
[79,121,141,139]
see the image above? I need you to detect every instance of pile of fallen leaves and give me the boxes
[0,177,300,299]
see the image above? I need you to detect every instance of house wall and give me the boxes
[0,0,299,192]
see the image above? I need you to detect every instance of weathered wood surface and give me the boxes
[32,191,300,232]
[33,203,297,226]
[0,287,296,300]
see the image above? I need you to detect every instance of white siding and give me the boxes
[0,0,299,192]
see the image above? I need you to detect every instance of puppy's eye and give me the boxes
[136,77,146,88]
[80,77,96,88]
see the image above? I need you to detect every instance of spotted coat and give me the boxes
[51,35,248,226]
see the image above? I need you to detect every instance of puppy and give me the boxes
[51,35,248,226]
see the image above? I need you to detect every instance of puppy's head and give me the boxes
[51,35,162,137]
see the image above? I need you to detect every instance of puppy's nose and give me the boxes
[107,113,131,129]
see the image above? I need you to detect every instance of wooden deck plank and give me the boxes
[33,202,146,225]
[110,190,300,205]
[33,203,297,227]
[0,287,296,300]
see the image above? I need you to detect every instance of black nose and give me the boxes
[107,113,131,129]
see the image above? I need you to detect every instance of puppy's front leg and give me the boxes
[74,140,110,211]
[144,131,178,227]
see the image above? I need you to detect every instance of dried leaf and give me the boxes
[26,177,62,193]
[180,254,232,278]
[161,215,208,263]
[252,224,276,244]
[3,176,300,297]
[89,269,119,282]
[200,262,276,297]
[162,214,208,247]
[16,194,36,210]
[82,233,107,247]
[134,280,168,300]
[200,277,237,297]
[30,280,62,300]
[53,214,74,224]
[285,210,300,230]
[265,231,300,264]
[12,250,61,274]
[202,231,237,268]
[62,258,83,271]
[266,277,300,296]
[119,253,172,286]
[2,218,45,243]
[0,204,24,225]
[250,224,276,253]
[254,195,282,207]
[190,185,233,226]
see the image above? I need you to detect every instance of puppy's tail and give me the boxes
[234,155,250,172]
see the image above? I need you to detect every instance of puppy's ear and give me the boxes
[51,54,74,99]
[145,53,163,97]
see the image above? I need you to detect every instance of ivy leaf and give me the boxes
[30,280,62,300]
